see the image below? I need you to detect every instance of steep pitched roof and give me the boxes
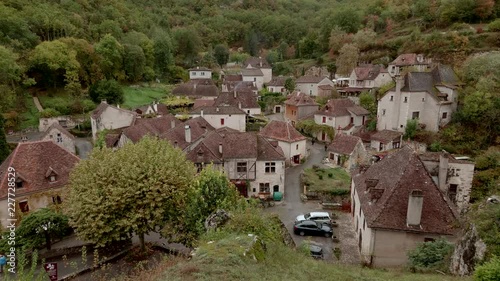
[193,99,216,109]
[160,117,214,150]
[419,152,474,165]
[244,57,271,69]
[352,146,458,235]
[295,76,327,84]
[41,123,75,140]
[223,74,243,82]
[123,115,181,143]
[172,79,219,98]
[241,68,264,77]
[91,101,136,119]
[0,141,79,199]
[259,120,306,143]
[431,64,460,87]
[268,76,288,87]
[389,53,429,66]
[353,65,385,80]
[316,99,368,117]
[214,91,259,109]
[284,91,318,107]
[223,80,258,92]
[327,134,362,155]
[371,130,403,144]
[190,105,246,115]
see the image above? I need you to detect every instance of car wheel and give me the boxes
[325,233,331,238]
[299,231,305,236]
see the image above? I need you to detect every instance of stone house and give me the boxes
[40,123,76,154]
[186,130,285,198]
[244,57,273,83]
[91,100,136,140]
[377,64,460,133]
[134,101,169,117]
[314,99,369,141]
[339,65,393,100]
[388,53,431,77]
[351,146,459,267]
[327,134,366,171]
[172,79,219,100]
[39,116,80,132]
[259,120,307,166]
[241,67,264,90]
[161,117,215,151]
[117,115,181,148]
[214,90,261,116]
[370,130,403,152]
[295,76,334,97]
[189,105,246,132]
[284,91,319,125]
[267,76,289,94]
[189,67,212,80]
[419,152,475,213]
[0,141,79,228]
[222,80,258,95]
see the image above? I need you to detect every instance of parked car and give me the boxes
[293,220,333,237]
[295,212,331,225]
[309,244,324,259]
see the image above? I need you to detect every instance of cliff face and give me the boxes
[449,224,486,276]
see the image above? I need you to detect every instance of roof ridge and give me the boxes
[0,144,20,188]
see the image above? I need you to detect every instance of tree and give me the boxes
[474,256,500,281]
[123,44,146,82]
[0,46,21,88]
[88,79,124,105]
[284,77,295,92]
[64,137,196,251]
[173,28,202,67]
[407,239,454,271]
[214,44,229,66]
[327,63,337,80]
[330,8,362,34]
[336,43,359,76]
[404,119,418,140]
[95,34,124,80]
[353,28,377,50]
[328,26,350,54]
[359,92,377,117]
[0,114,10,163]
[244,29,259,56]
[153,32,175,79]
[475,0,495,20]
[17,208,71,250]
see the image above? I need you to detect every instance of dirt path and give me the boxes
[33,96,43,112]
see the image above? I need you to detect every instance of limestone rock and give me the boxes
[449,224,487,276]
[204,209,231,231]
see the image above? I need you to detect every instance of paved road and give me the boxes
[265,112,285,122]
[75,138,93,159]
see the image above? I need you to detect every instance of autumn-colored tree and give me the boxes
[335,43,359,76]
[474,0,495,20]
[64,137,196,251]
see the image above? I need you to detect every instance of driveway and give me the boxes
[265,140,360,264]
[75,138,93,159]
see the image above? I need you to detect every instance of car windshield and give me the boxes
[304,213,311,219]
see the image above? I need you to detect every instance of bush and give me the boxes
[429,142,442,152]
[407,239,454,272]
[487,19,500,32]
[89,79,124,105]
[40,108,61,118]
[474,256,500,281]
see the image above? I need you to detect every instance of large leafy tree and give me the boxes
[88,79,124,105]
[153,32,175,79]
[336,43,359,76]
[64,137,196,251]
[95,34,124,80]
[214,44,229,66]
[123,44,146,82]
[16,208,71,250]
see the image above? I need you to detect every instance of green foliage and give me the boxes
[487,19,500,31]
[0,114,10,163]
[123,44,146,82]
[296,119,335,141]
[336,43,359,76]
[475,147,500,170]
[471,202,500,256]
[474,256,500,281]
[429,142,443,152]
[95,34,124,80]
[89,79,124,105]
[40,108,61,118]
[366,119,377,131]
[214,44,229,66]
[359,92,377,117]
[303,167,351,194]
[173,28,202,67]
[407,239,454,271]
[353,28,377,50]
[64,137,196,249]
[229,52,250,64]
[329,8,362,34]
[153,31,175,79]
[259,91,287,113]
[404,119,418,140]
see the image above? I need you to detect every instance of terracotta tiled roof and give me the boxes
[214,91,259,110]
[123,115,181,143]
[389,53,429,66]
[160,117,214,150]
[223,81,257,92]
[41,123,75,140]
[327,134,361,155]
[316,99,360,117]
[353,65,385,80]
[318,84,334,90]
[193,99,216,109]
[0,141,79,199]
[105,133,120,148]
[172,79,219,98]
[223,74,243,82]
[241,68,263,77]
[371,130,402,144]
[352,146,458,235]
[268,76,288,87]
[244,57,271,69]
[190,105,246,115]
[284,91,318,107]
[296,76,328,84]
[259,120,306,143]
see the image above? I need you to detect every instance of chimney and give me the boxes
[238,102,242,109]
[407,190,424,226]
[218,142,223,155]
[184,125,191,143]
[170,120,176,129]
[201,109,204,117]
[233,90,237,98]
[438,153,449,192]
[216,107,219,112]
[396,75,404,94]
[194,83,197,90]
[101,99,107,104]
[153,102,158,112]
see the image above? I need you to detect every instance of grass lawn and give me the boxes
[19,96,39,130]
[303,167,351,193]
[37,88,71,109]
[122,84,174,109]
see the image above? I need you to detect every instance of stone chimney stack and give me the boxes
[407,190,424,226]
[101,99,107,104]
[238,102,242,109]
[438,153,449,193]
[201,109,204,118]
[170,120,176,129]
[233,90,237,98]
[219,143,223,155]
[184,125,191,143]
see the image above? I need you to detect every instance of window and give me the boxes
[390,96,393,101]
[296,144,299,150]
[412,112,420,119]
[265,162,276,173]
[350,117,354,124]
[253,77,256,82]
[52,195,62,204]
[201,72,205,75]
[220,118,224,126]
[237,162,247,173]
[382,109,386,115]
[442,112,448,119]
[422,98,425,102]
[404,96,408,103]
[16,179,23,188]
[448,184,458,203]
[424,238,435,242]
[19,201,29,213]
[259,183,270,193]
[56,133,62,143]
[273,185,279,192]
[309,90,312,95]
[363,219,366,230]
[247,110,250,114]
[49,175,56,182]
[322,116,326,123]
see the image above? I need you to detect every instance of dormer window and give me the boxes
[49,175,57,182]
[16,178,24,188]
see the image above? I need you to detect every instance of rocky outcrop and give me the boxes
[449,224,487,276]
[204,209,231,231]
[305,66,331,79]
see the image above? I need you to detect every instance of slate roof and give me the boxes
[268,76,288,87]
[353,65,386,80]
[431,64,460,87]
[172,79,219,98]
[285,91,318,107]
[123,115,181,143]
[190,105,246,115]
[296,76,327,84]
[327,134,362,155]
[223,81,258,92]
[241,68,264,77]
[160,117,214,150]
[0,141,80,199]
[193,99,215,109]
[317,99,368,117]
[259,120,306,143]
[41,123,75,140]
[371,130,403,144]
[389,53,429,66]
[352,146,458,235]
[214,91,259,109]
[244,57,271,69]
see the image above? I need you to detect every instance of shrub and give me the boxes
[474,256,500,281]
[429,142,443,152]
[407,239,454,272]
[487,19,500,32]
[89,79,124,105]
[40,108,61,118]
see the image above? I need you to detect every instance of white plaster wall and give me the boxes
[261,68,272,83]
[242,76,264,90]
[92,107,135,140]
[374,73,393,88]
[243,107,261,116]
[250,160,285,197]
[189,71,212,79]
[268,86,286,93]
[191,114,246,132]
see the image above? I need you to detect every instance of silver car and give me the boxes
[295,212,331,225]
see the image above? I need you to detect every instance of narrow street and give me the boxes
[74,138,93,159]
